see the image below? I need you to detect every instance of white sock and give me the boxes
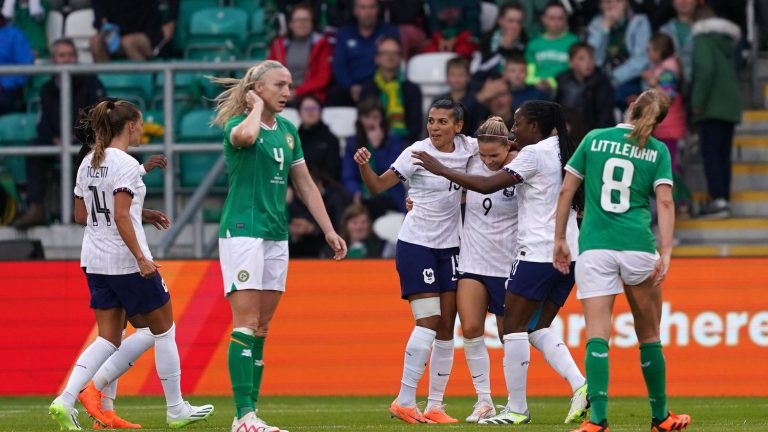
[153,323,184,412]
[397,326,436,407]
[60,337,117,408]
[463,336,492,404]
[502,332,529,414]
[93,328,155,391]
[426,339,454,411]
[529,328,586,392]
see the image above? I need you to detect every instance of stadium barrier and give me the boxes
[1,258,766,396]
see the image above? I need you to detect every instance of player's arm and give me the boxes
[412,150,517,194]
[114,192,159,277]
[290,162,348,260]
[553,172,582,274]
[230,90,263,148]
[353,147,400,195]
[74,197,87,226]
[654,184,675,284]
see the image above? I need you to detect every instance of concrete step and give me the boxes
[736,110,768,134]
[673,243,768,257]
[732,163,768,190]
[733,136,768,162]
[675,218,768,243]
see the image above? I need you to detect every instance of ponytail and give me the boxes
[210,60,287,127]
[628,89,670,148]
[78,99,140,169]
[475,115,509,145]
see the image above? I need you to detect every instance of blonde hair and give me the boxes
[628,89,670,148]
[475,115,509,144]
[82,99,140,168]
[210,60,287,127]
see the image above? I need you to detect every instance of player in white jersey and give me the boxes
[414,101,589,425]
[49,100,214,431]
[455,117,519,423]
[355,99,477,424]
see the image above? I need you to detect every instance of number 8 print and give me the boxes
[600,158,634,213]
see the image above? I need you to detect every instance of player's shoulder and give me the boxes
[406,138,431,153]
[225,113,247,130]
[276,114,298,134]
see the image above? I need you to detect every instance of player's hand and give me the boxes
[552,239,571,274]
[143,154,167,173]
[246,90,263,112]
[652,252,671,286]
[142,209,170,230]
[137,256,160,278]
[412,150,446,176]
[353,148,372,166]
[405,196,413,212]
[325,231,347,260]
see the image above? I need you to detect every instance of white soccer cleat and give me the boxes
[230,412,287,432]
[564,383,590,424]
[166,401,214,429]
[478,407,531,425]
[466,400,496,423]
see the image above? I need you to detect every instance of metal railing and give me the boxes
[0,60,256,255]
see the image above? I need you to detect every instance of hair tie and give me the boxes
[477,134,508,139]
[106,101,115,110]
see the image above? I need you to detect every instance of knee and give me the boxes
[461,321,485,339]
[254,320,271,337]
[415,315,440,331]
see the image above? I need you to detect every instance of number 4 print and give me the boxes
[88,186,112,226]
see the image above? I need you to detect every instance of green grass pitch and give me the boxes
[4,396,767,431]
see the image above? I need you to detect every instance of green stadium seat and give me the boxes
[186,45,242,62]
[0,113,38,185]
[186,7,248,57]
[100,73,154,110]
[177,110,226,188]
[231,0,264,10]
[174,0,221,54]
[246,8,274,59]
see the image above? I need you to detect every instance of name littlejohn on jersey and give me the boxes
[589,138,659,163]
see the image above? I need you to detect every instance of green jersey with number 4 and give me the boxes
[219,114,305,240]
[565,124,673,253]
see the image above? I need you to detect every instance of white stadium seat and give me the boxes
[373,212,405,243]
[407,52,457,116]
[46,11,64,47]
[64,8,96,63]
[321,107,357,140]
[280,107,300,128]
[480,2,499,34]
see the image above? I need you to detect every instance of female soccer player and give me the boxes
[49,100,214,431]
[413,101,588,425]
[553,89,691,432]
[455,116,518,423]
[211,60,347,432]
[355,99,476,424]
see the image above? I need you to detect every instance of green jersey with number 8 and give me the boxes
[219,114,305,240]
[565,123,673,253]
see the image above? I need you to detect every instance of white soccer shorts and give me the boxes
[575,249,660,300]
[219,237,289,295]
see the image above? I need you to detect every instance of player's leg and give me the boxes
[457,276,495,423]
[622,252,690,431]
[120,33,153,61]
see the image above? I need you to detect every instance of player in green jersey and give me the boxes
[553,89,690,432]
[211,60,347,432]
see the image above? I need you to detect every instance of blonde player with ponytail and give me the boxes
[211,61,347,432]
[554,89,691,432]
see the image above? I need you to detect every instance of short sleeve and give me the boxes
[390,146,417,182]
[291,127,305,166]
[224,114,246,148]
[503,145,538,183]
[73,164,85,199]
[653,144,674,189]
[565,134,589,179]
[113,162,140,198]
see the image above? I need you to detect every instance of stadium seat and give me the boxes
[46,11,64,47]
[177,110,226,188]
[63,8,96,63]
[280,107,300,128]
[480,2,499,34]
[0,113,38,185]
[407,52,457,117]
[186,7,248,59]
[174,0,221,54]
[100,73,154,108]
[372,212,404,243]
[231,0,263,9]
[245,8,274,59]
[321,107,357,140]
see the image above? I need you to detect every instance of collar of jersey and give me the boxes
[260,121,278,131]
[616,123,634,129]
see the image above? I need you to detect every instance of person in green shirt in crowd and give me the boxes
[210,60,347,432]
[525,2,579,92]
[553,89,691,432]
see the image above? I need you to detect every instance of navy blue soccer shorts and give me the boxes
[457,272,506,315]
[86,270,171,317]
[506,260,575,307]
[396,240,459,300]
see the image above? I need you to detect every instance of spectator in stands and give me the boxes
[297,95,341,181]
[90,0,178,62]
[642,33,686,174]
[379,0,428,59]
[323,202,395,258]
[268,4,332,104]
[423,0,480,58]
[14,38,105,229]
[473,1,527,82]
[478,56,549,112]
[691,5,742,219]
[587,0,651,110]
[0,13,34,114]
[484,81,515,129]
[3,0,47,58]
[342,97,406,218]
[525,2,579,93]
[660,0,696,84]
[434,57,483,134]
[360,36,422,142]
[554,42,615,132]
[328,0,399,106]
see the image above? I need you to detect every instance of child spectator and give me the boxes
[434,57,484,133]
[297,95,341,182]
[660,0,696,83]
[554,42,615,132]
[642,33,686,174]
[323,203,395,258]
[525,2,579,92]
[423,0,480,58]
[501,55,550,110]
[473,1,527,80]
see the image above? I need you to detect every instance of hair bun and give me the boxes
[106,100,115,110]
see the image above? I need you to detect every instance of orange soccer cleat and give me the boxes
[651,411,691,432]
[77,381,110,426]
[389,400,434,424]
[571,419,611,432]
[93,410,142,429]
[423,404,459,424]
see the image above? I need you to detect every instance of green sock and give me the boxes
[640,341,668,421]
[585,338,610,424]
[251,336,266,407]
[229,330,256,419]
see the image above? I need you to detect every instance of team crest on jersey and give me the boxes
[423,268,435,284]
[285,134,295,150]
[503,186,516,198]
[237,270,250,283]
